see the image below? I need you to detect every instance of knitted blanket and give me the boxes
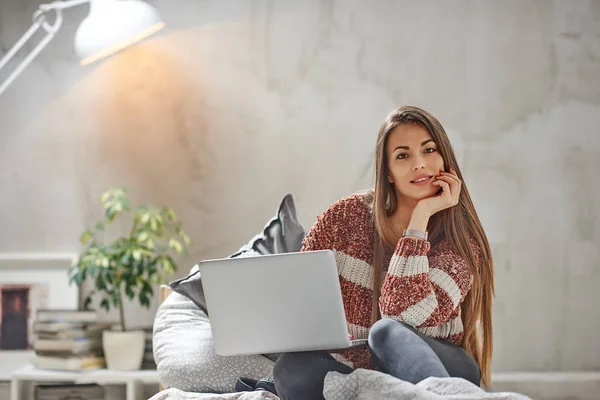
[323,369,532,400]
[150,370,531,400]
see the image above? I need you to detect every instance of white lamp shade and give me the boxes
[75,0,164,65]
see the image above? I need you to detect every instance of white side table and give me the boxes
[11,364,160,400]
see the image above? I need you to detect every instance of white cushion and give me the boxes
[153,290,275,393]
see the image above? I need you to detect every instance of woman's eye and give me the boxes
[396,153,408,159]
[425,147,437,153]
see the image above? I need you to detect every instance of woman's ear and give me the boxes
[388,176,394,183]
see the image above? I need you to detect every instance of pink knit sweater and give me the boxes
[301,194,480,369]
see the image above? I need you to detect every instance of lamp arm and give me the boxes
[0,0,91,96]
[39,0,91,11]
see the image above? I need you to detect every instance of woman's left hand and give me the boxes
[415,167,462,217]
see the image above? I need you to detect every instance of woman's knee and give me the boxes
[273,352,321,399]
[274,351,350,400]
[273,352,304,380]
[273,351,332,380]
[462,353,481,386]
[368,318,449,380]
[273,353,322,386]
[368,318,414,348]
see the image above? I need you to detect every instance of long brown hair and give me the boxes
[367,105,495,387]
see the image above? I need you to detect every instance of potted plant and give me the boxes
[69,187,190,370]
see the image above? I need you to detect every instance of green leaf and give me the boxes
[166,208,177,222]
[137,231,149,243]
[139,291,150,308]
[100,298,110,311]
[83,295,93,310]
[100,191,111,203]
[120,252,131,266]
[177,228,191,246]
[68,269,82,285]
[80,229,93,244]
[105,205,116,221]
[168,238,183,253]
[159,256,176,276]
[132,249,142,261]
[110,291,121,306]
[102,188,131,221]
[125,285,135,299]
[100,187,125,203]
[140,212,151,224]
[142,280,153,294]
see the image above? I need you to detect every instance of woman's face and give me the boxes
[386,123,445,203]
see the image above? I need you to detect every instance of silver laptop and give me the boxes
[198,250,367,356]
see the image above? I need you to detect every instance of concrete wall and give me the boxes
[1,0,599,374]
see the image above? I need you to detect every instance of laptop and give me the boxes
[198,250,368,356]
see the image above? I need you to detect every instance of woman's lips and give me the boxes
[411,176,433,186]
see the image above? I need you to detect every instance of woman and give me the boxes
[272,106,494,399]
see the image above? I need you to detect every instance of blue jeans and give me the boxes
[273,318,480,400]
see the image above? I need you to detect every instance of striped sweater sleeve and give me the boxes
[379,237,476,328]
[300,201,339,252]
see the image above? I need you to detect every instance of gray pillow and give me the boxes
[169,193,306,314]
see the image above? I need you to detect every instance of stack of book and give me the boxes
[141,327,156,370]
[32,309,111,371]
[34,383,105,400]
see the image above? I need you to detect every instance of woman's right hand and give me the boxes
[414,167,462,217]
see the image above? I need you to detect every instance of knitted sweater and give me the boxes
[301,194,480,369]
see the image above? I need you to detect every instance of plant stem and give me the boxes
[129,220,138,240]
[117,280,126,332]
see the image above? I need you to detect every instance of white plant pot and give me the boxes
[102,330,145,371]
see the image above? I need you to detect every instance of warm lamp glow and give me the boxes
[0,0,165,96]
[80,21,164,66]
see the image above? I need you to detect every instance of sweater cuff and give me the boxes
[395,237,431,257]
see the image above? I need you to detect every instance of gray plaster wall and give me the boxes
[0,0,598,373]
